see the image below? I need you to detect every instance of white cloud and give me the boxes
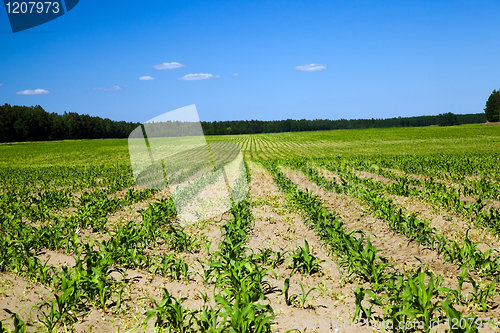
[139,76,156,81]
[295,64,327,72]
[16,89,49,95]
[153,62,185,70]
[93,85,122,91]
[231,73,239,76]
[178,73,219,81]
[0,83,3,86]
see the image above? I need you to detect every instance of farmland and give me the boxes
[1,124,500,332]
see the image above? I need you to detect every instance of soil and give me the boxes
[351,169,500,250]
[280,166,500,325]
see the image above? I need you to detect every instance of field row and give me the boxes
[2,156,500,332]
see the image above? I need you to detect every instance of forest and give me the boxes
[0,104,140,143]
[0,103,487,142]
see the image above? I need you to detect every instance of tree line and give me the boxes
[0,104,140,143]
[0,103,487,143]
[200,113,485,135]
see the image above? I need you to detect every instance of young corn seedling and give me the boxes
[288,240,323,275]
[164,225,200,253]
[251,247,273,265]
[283,277,292,306]
[282,278,316,309]
[202,239,213,255]
[192,306,221,331]
[196,260,217,285]
[270,250,286,269]
[156,253,190,281]
[141,288,193,332]
[216,293,274,333]
[1,308,33,333]
[33,287,76,332]
[441,299,480,333]
[447,269,469,306]
[353,287,380,324]
[343,235,394,287]
[295,282,316,309]
[393,269,447,333]
[466,277,497,312]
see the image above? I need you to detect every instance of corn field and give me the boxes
[1,125,500,332]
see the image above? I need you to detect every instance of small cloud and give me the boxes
[139,76,156,81]
[231,73,239,76]
[153,62,185,70]
[16,89,49,95]
[93,85,122,91]
[0,83,3,86]
[178,73,218,81]
[295,64,327,72]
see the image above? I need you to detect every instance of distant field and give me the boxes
[1,124,499,167]
[211,124,500,159]
[1,124,500,332]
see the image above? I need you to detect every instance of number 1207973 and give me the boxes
[5,2,60,14]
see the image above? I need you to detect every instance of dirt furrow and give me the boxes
[281,167,463,289]
[319,167,500,252]
[355,170,500,210]
[246,162,360,332]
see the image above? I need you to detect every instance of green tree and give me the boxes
[484,89,500,122]
[438,112,459,126]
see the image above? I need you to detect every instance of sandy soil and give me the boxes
[280,166,500,323]
[351,169,500,250]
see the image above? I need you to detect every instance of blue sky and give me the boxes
[1,0,499,123]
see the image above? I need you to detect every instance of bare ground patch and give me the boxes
[355,170,396,186]
[391,195,500,252]
[246,163,361,331]
[281,168,466,289]
[281,167,500,320]
[322,167,500,252]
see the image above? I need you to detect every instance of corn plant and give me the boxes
[251,247,273,265]
[216,293,274,333]
[192,306,221,332]
[353,287,379,323]
[0,308,33,333]
[441,299,479,333]
[288,240,323,275]
[33,285,78,332]
[213,258,274,303]
[465,277,498,312]
[164,225,200,253]
[341,235,395,287]
[393,270,447,333]
[283,278,316,309]
[155,253,190,281]
[269,250,286,269]
[141,288,194,332]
